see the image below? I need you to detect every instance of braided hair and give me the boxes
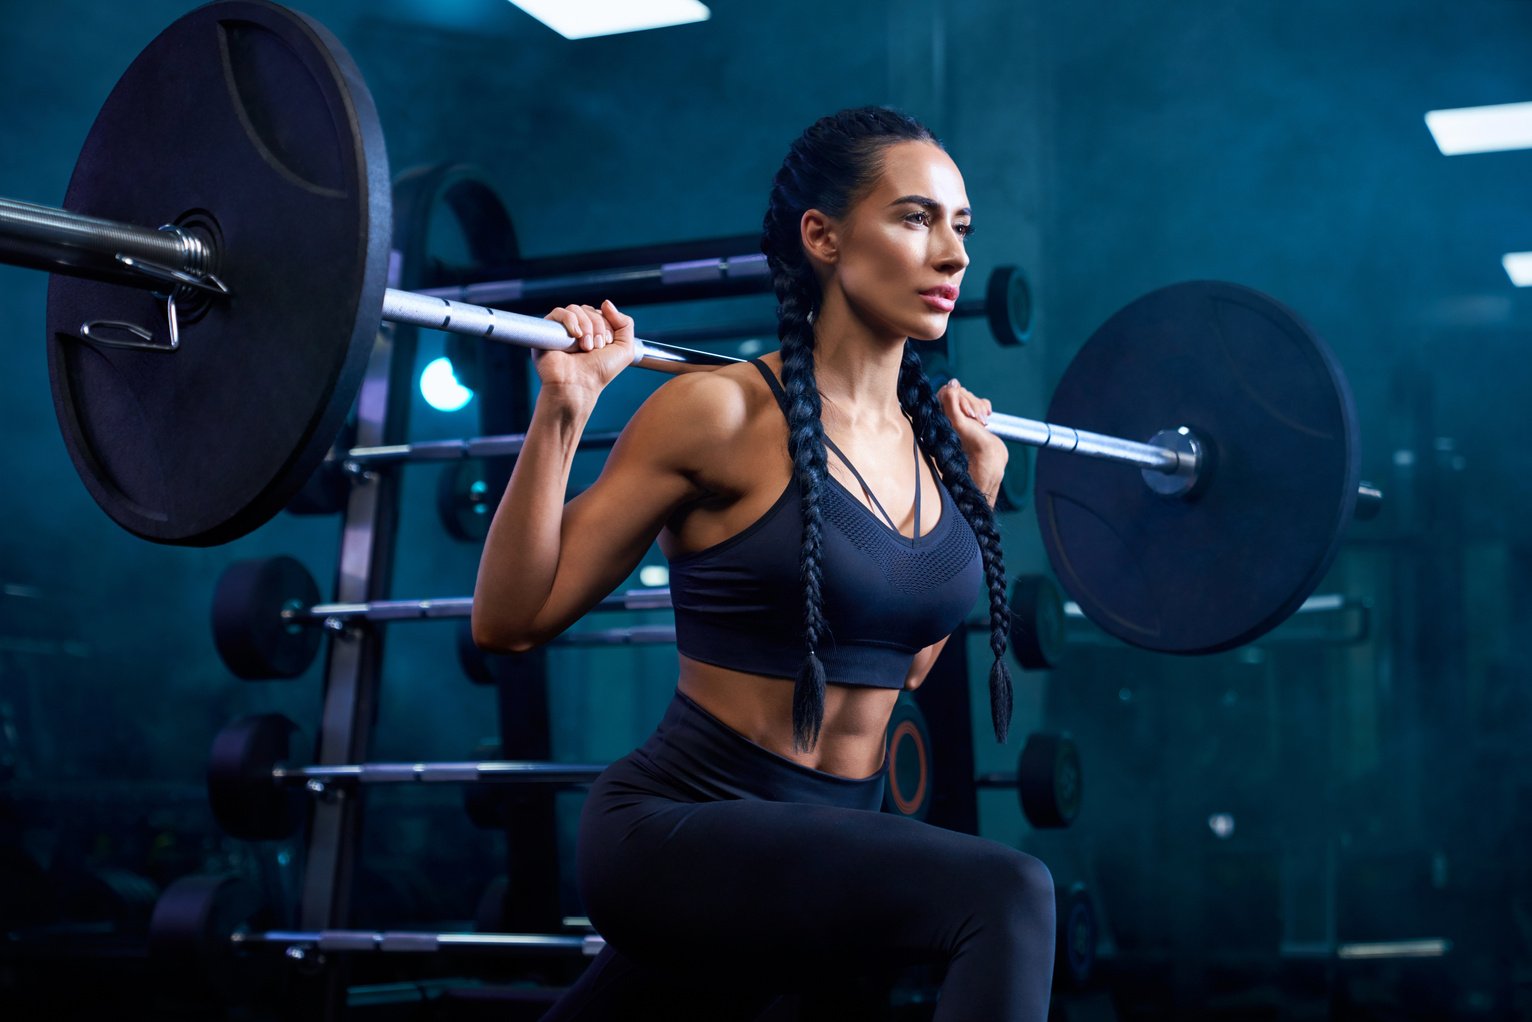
[760,106,1014,752]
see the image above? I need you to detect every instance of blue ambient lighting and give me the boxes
[507,0,709,40]
[1424,101,1532,155]
[420,357,474,412]
[1503,252,1532,287]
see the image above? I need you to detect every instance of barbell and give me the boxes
[4,0,1378,654]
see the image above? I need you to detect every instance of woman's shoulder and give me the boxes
[636,357,781,438]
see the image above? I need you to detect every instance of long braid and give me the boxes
[897,344,1014,743]
[774,262,833,751]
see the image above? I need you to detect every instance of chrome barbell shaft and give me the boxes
[0,197,209,287]
[232,928,603,955]
[380,287,1199,475]
[271,761,608,784]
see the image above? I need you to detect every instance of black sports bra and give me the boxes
[666,360,982,689]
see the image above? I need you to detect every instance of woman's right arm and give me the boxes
[470,299,737,652]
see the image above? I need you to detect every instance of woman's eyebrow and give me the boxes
[887,194,973,218]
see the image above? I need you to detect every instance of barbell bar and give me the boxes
[207,713,608,840]
[212,556,677,680]
[148,873,603,999]
[11,0,1378,655]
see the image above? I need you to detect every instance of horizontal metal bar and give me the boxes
[1062,593,1363,620]
[381,288,736,375]
[297,587,672,623]
[346,430,623,467]
[985,412,1185,473]
[272,761,608,785]
[415,253,769,307]
[0,196,207,289]
[235,929,601,955]
[973,773,1019,787]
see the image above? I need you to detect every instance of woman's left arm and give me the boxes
[904,380,1008,691]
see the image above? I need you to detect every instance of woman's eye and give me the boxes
[906,210,931,226]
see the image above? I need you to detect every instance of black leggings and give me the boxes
[541,688,1055,1021]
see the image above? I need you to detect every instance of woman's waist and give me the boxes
[677,661,896,775]
[626,684,888,810]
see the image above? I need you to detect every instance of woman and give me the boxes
[473,107,1056,1020]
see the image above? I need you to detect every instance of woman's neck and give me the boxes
[808,291,907,429]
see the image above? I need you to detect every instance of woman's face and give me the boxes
[819,140,973,342]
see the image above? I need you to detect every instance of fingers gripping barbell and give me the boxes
[4,0,1379,654]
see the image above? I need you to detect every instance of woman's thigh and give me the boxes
[580,795,1036,981]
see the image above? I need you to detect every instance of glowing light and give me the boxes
[1502,252,1532,286]
[420,357,474,412]
[1425,101,1532,155]
[1207,813,1235,839]
[639,565,669,587]
[507,0,709,39]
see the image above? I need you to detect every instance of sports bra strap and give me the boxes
[747,357,927,543]
[747,358,790,412]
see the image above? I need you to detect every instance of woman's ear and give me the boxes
[800,208,838,268]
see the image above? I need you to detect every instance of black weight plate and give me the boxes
[46,0,390,545]
[1009,574,1065,670]
[1035,281,1360,653]
[882,692,932,821]
[207,714,306,840]
[148,873,267,996]
[986,265,1032,346]
[1055,882,1098,988]
[1017,731,1081,829]
[212,555,322,679]
[287,416,355,515]
[438,459,495,542]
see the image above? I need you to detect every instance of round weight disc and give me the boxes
[207,714,307,841]
[46,1,390,545]
[212,556,322,680]
[882,692,932,821]
[986,264,1033,346]
[1055,882,1098,988]
[148,873,267,996]
[1017,731,1082,829]
[1009,574,1065,670]
[438,459,495,542]
[1035,281,1360,653]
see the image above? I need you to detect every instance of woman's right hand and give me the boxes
[536,299,636,398]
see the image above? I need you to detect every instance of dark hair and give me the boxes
[760,106,1013,752]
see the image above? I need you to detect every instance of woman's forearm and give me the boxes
[472,384,598,649]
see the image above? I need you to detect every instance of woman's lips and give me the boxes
[920,292,956,312]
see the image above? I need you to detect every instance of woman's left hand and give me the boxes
[939,378,1008,504]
